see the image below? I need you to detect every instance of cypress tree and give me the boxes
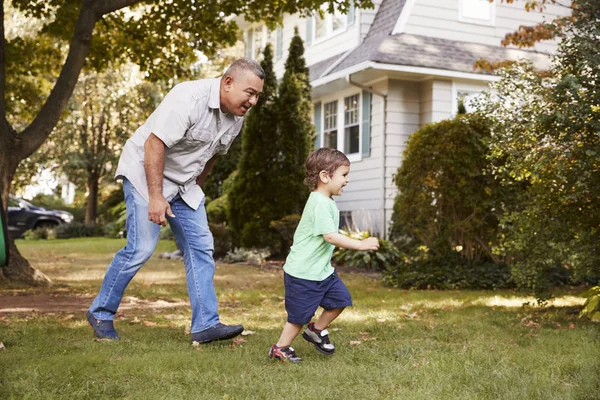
[273,27,314,218]
[228,44,280,248]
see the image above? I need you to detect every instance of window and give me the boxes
[344,95,360,154]
[245,25,266,60]
[456,91,482,113]
[324,101,338,149]
[311,4,349,42]
[318,93,363,160]
[459,0,495,25]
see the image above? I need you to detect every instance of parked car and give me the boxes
[7,196,74,238]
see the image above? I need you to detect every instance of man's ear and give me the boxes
[318,170,330,184]
[223,75,234,92]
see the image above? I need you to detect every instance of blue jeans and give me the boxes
[89,178,220,333]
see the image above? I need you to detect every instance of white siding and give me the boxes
[382,80,421,234]
[403,0,571,54]
[271,13,361,79]
[335,80,387,236]
[359,0,385,42]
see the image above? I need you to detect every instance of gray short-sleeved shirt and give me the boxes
[115,77,244,210]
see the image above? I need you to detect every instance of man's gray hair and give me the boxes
[224,58,265,80]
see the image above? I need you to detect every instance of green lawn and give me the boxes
[1,238,598,399]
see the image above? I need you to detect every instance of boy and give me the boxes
[269,148,380,363]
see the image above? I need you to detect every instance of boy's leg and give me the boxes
[314,307,345,330]
[168,196,243,343]
[269,322,303,363]
[276,322,303,347]
[87,179,160,338]
[303,271,352,355]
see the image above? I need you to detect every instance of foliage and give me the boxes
[476,0,600,300]
[382,247,513,290]
[332,230,400,271]
[159,225,175,241]
[474,0,576,71]
[28,193,85,223]
[269,214,301,254]
[228,44,281,248]
[389,114,507,264]
[578,286,600,322]
[54,222,102,239]
[22,227,53,241]
[222,247,271,265]
[272,27,313,218]
[206,195,229,224]
[209,222,234,259]
[203,137,242,201]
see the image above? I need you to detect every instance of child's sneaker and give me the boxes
[268,344,302,363]
[302,322,335,355]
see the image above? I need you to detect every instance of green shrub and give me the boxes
[332,230,401,271]
[209,222,233,258]
[206,195,228,224]
[159,224,175,241]
[382,248,513,290]
[54,222,102,238]
[270,214,301,254]
[223,247,270,265]
[23,227,51,240]
[579,286,600,322]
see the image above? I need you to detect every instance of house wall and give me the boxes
[360,0,385,42]
[331,82,387,236]
[402,0,571,54]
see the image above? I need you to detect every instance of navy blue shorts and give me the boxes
[284,271,353,325]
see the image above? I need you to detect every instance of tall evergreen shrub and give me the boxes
[228,44,280,248]
[273,27,313,218]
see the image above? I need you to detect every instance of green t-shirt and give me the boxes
[283,191,339,281]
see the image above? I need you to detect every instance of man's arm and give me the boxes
[195,154,218,187]
[144,133,175,226]
[322,233,380,251]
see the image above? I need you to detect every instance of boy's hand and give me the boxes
[359,237,380,251]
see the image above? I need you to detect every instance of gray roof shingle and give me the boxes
[322,0,550,79]
[369,33,551,73]
[327,0,407,75]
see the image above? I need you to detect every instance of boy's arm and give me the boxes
[323,232,380,251]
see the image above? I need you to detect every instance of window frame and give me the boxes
[458,0,496,26]
[317,89,363,162]
[311,4,349,44]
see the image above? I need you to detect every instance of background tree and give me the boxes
[272,27,313,220]
[0,0,373,285]
[228,44,280,248]
[477,0,600,299]
[475,0,576,71]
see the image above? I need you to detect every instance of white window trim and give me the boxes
[245,25,267,60]
[451,80,491,116]
[311,6,349,45]
[317,88,363,162]
[458,0,496,26]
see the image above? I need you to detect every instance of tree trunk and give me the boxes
[85,172,98,225]
[0,132,52,286]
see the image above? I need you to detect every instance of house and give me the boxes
[237,0,571,237]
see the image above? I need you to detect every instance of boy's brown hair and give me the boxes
[304,148,350,190]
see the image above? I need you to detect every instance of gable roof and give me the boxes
[309,0,551,81]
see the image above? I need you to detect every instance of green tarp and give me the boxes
[1,197,8,266]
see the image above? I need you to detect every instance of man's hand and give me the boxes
[359,237,380,251]
[148,195,175,226]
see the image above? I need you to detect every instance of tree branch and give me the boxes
[94,0,141,16]
[18,1,98,159]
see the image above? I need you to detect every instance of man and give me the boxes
[86,58,265,343]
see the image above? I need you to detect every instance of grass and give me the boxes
[1,238,599,399]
